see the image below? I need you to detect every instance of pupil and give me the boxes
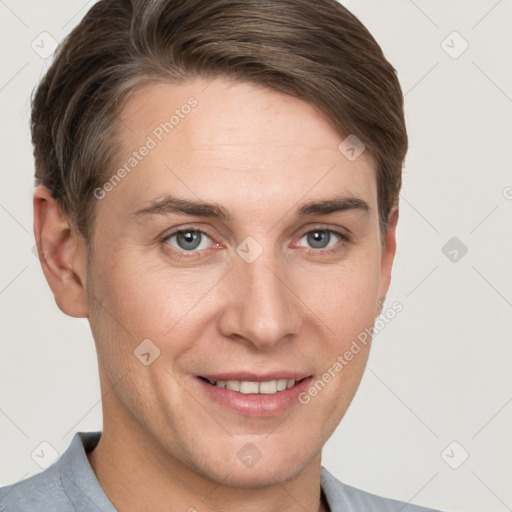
[177,231,201,250]
[308,230,330,249]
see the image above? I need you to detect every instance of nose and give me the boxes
[218,246,302,350]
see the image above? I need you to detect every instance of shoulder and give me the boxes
[0,431,107,512]
[320,466,445,512]
[0,464,71,512]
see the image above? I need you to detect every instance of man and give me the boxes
[0,0,443,510]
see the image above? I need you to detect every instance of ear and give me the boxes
[378,205,399,306]
[33,186,89,318]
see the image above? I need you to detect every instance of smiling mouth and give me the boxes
[198,376,308,395]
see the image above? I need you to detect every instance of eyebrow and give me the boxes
[131,194,370,221]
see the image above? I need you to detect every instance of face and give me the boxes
[85,77,396,487]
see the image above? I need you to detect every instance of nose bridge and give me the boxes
[219,243,301,348]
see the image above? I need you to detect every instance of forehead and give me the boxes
[106,77,377,216]
[121,77,341,148]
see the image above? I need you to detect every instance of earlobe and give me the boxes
[33,186,90,318]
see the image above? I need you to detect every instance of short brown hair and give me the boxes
[31,0,407,243]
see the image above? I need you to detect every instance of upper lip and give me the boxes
[198,372,312,382]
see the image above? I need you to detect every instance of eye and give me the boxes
[298,229,345,250]
[162,226,349,259]
[164,229,213,252]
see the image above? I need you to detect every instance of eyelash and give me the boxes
[161,226,351,259]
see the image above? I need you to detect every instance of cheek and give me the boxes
[300,325,373,440]
[92,251,181,326]
[87,250,227,360]
[293,253,380,407]
[299,254,381,333]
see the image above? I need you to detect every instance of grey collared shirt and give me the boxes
[0,431,442,511]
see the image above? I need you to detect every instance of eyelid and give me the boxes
[164,226,216,241]
[313,222,352,237]
[291,226,350,253]
[291,223,351,243]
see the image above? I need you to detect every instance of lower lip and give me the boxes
[196,377,313,417]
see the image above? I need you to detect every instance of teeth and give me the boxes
[239,381,259,394]
[210,378,297,394]
[226,380,240,391]
[276,379,288,391]
[259,380,277,394]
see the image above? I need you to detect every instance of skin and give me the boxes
[34,77,398,512]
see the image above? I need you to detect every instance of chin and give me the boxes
[188,439,319,489]
[202,461,308,490]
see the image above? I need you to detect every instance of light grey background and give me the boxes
[1,1,511,511]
